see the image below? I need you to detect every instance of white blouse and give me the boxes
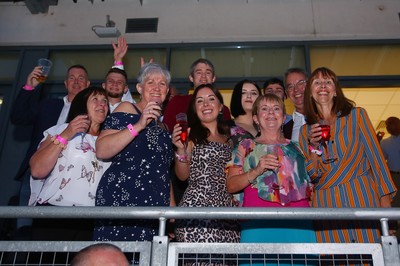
[29,123,110,206]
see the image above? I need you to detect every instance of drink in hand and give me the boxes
[176,113,188,146]
[320,125,331,142]
[179,120,188,143]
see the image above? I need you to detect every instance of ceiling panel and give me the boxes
[344,87,400,132]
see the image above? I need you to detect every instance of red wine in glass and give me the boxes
[179,120,188,143]
[320,125,331,142]
[176,113,188,147]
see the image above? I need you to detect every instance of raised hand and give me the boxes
[25,66,43,89]
[136,101,162,129]
[62,115,91,140]
[140,57,154,67]
[113,36,128,62]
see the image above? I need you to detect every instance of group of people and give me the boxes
[10,36,397,248]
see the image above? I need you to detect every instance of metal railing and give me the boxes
[0,207,399,265]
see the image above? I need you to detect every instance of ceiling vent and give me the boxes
[125,18,158,33]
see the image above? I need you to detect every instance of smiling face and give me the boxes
[194,87,222,124]
[87,92,109,125]
[189,62,216,88]
[137,73,169,105]
[103,72,128,100]
[242,82,260,114]
[253,96,285,132]
[285,72,307,113]
[310,72,336,107]
[64,67,90,102]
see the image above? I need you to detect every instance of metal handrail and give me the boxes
[2,206,400,235]
[0,206,399,220]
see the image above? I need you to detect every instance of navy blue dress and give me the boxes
[94,109,173,241]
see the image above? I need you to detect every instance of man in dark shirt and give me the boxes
[11,64,90,233]
[163,58,231,133]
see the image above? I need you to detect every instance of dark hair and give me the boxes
[189,58,215,77]
[188,84,230,145]
[263,77,286,99]
[284,68,308,88]
[71,243,127,266]
[65,64,89,80]
[66,86,108,123]
[304,67,355,125]
[105,67,128,83]
[385,116,400,136]
[230,79,261,118]
[252,93,286,116]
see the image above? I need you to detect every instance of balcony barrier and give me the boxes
[0,207,399,266]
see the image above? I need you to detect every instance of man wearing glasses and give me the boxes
[283,68,308,141]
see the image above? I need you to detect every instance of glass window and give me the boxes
[0,52,20,81]
[49,48,166,81]
[170,46,305,79]
[310,44,400,76]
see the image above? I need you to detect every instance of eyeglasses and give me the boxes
[286,80,306,92]
[106,79,125,87]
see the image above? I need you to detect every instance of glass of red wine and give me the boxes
[320,124,331,142]
[176,113,188,154]
[319,120,337,163]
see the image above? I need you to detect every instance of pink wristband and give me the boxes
[114,61,123,66]
[23,84,34,91]
[309,145,322,156]
[127,124,138,137]
[55,135,68,146]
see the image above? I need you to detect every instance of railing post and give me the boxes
[380,218,400,266]
[151,236,169,266]
[158,217,166,237]
[150,217,168,266]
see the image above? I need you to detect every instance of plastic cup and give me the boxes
[37,58,53,83]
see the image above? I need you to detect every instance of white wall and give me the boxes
[0,0,400,46]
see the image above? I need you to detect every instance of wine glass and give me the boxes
[148,102,164,135]
[75,114,88,150]
[265,144,279,174]
[319,120,337,164]
[176,113,188,155]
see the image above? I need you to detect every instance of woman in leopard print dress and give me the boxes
[172,84,240,244]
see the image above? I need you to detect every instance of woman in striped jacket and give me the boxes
[299,67,396,243]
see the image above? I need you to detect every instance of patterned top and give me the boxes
[227,138,311,206]
[230,123,256,206]
[94,111,173,241]
[29,123,110,206]
[176,140,240,243]
[299,107,397,243]
[230,124,255,147]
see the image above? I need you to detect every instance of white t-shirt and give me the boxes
[29,123,110,206]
